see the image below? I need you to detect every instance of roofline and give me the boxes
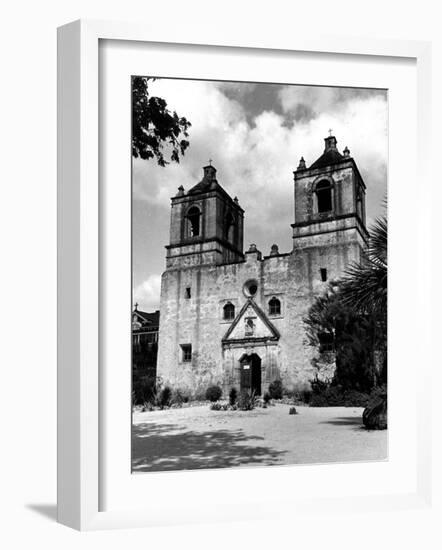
[166,235,245,257]
[222,298,281,341]
[294,157,367,190]
[171,185,245,212]
[292,214,369,242]
[221,336,279,345]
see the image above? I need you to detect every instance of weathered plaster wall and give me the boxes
[157,238,358,395]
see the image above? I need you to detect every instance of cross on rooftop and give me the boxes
[208,158,213,166]
[328,128,333,136]
[134,302,138,310]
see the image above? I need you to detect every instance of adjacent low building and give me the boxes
[132,306,160,378]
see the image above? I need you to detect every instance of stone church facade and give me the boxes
[156,135,369,396]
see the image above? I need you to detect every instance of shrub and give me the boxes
[369,384,387,402]
[205,385,223,402]
[210,402,229,411]
[309,383,372,408]
[263,392,271,405]
[268,379,283,400]
[310,375,328,394]
[301,389,312,404]
[292,388,313,404]
[289,407,297,415]
[158,386,172,409]
[229,387,238,406]
[343,389,372,407]
[132,374,156,406]
[238,389,256,411]
[171,388,190,406]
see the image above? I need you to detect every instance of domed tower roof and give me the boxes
[188,164,224,195]
[308,135,344,170]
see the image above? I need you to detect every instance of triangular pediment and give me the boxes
[222,299,280,343]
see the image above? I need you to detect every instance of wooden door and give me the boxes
[240,361,251,391]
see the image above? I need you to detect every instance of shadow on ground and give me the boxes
[320,416,364,428]
[132,422,286,472]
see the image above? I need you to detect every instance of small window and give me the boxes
[268,297,281,315]
[180,344,192,362]
[225,212,235,242]
[316,180,333,213]
[356,188,363,220]
[320,268,327,282]
[185,287,191,299]
[187,206,201,237]
[318,332,334,353]
[223,302,235,321]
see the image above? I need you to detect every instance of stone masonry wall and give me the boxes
[157,226,363,397]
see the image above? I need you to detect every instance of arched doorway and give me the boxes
[239,353,262,395]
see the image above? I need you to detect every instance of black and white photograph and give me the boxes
[130,77,388,473]
[132,76,388,473]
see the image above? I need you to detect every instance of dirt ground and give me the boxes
[132,403,388,473]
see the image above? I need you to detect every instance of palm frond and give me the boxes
[369,215,387,266]
[340,212,388,317]
[340,259,387,316]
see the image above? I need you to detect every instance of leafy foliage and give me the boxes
[309,384,373,407]
[263,392,272,405]
[132,374,157,406]
[229,387,238,406]
[158,386,172,409]
[268,379,283,400]
[305,288,379,391]
[238,389,257,411]
[340,215,387,319]
[205,385,223,402]
[210,402,229,411]
[132,76,191,166]
[171,388,190,406]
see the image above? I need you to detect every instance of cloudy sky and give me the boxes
[133,78,387,311]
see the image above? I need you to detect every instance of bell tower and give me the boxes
[292,135,369,282]
[166,164,244,269]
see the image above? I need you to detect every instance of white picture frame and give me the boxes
[57,19,432,531]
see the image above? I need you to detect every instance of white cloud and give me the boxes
[133,274,162,311]
[134,80,386,215]
[279,86,342,116]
